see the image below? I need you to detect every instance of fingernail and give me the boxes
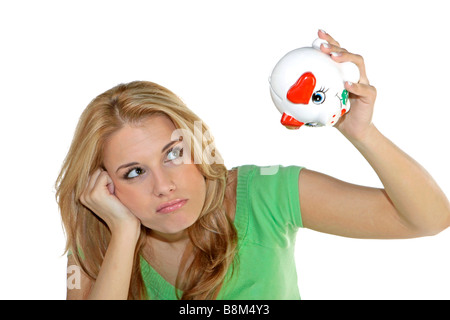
[319,29,327,34]
[346,81,353,86]
[322,43,330,49]
[331,52,342,57]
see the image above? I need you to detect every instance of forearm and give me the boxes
[347,124,450,235]
[87,231,138,300]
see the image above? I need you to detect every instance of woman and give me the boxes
[56,30,450,300]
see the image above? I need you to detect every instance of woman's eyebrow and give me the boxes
[116,162,139,173]
[161,140,178,153]
[115,140,181,173]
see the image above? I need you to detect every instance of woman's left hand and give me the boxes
[318,30,377,142]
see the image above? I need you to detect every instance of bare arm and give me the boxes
[67,169,141,300]
[299,127,450,239]
[351,124,449,236]
[299,31,450,239]
[88,231,138,299]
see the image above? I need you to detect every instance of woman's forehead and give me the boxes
[103,115,176,164]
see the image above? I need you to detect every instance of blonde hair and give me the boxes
[55,81,238,299]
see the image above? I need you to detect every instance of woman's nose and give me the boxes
[152,169,176,197]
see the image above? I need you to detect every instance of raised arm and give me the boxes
[298,31,450,239]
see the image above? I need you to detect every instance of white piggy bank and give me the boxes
[269,38,360,129]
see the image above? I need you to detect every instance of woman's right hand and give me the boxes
[80,169,141,240]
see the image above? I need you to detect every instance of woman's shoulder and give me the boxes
[230,164,303,229]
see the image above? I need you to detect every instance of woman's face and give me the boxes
[102,115,206,237]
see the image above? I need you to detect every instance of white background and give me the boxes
[1,0,449,299]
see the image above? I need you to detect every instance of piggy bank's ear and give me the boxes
[312,38,360,82]
[340,62,360,83]
[312,38,328,50]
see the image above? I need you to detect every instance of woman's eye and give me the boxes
[126,167,144,179]
[166,147,183,162]
[312,91,326,104]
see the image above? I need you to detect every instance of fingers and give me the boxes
[318,29,340,47]
[106,174,115,195]
[78,169,139,234]
[330,51,369,85]
[345,81,377,103]
[318,29,369,85]
[86,169,102,193]
[317,30,350,58]
[80,169,99,206]
[80,169,112,207]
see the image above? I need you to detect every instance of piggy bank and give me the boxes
[269,38,360,129]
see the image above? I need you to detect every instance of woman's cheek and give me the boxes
[114,183,147,216]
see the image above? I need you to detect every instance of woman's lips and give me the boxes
[156,199,188,214]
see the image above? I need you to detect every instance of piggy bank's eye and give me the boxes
[312,88,328,105]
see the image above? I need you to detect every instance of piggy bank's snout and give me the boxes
[286,72,316,105]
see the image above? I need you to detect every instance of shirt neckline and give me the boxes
[140,165,251,299]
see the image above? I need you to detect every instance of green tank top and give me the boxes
[140,165,304,299]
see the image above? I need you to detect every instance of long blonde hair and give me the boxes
[55,81,238,299]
